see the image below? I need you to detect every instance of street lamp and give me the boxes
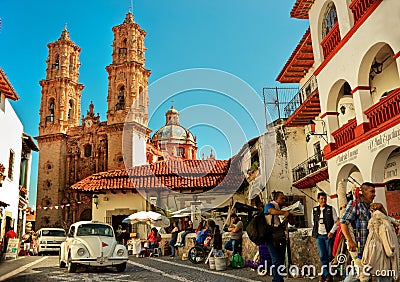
[306,120,328,143]
[92,195,99,209]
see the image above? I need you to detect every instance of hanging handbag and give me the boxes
[270,214,287,248]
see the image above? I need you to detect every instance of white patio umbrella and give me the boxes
[171,202,215,215]
[122,211,170,227]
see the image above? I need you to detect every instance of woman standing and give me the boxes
[169,222,179,257]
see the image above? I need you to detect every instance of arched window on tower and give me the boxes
[119,38,127,55]
[47,98,55,122]
[53,55,60,70]
[69,55,75,72]
[115,85,125,111]
[68,100,73,121]
[322,2,337,38]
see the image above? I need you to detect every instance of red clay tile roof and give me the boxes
[291,0,314,19]
[276,28,314,83]
[71,159,244,192]
[0,68,19,101]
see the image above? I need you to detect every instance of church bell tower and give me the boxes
[106,12,151,126]
[38,27,84,135]
[36,27,84,228]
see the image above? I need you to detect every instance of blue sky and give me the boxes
[0,1,308,207]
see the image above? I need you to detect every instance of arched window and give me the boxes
[53,55,60,69]
[47,98,55,122]
[119,38,128,55]
[69,55,74,72]
[84,144,92,158]
[115,85,125,110]
[322,2,337,38]
[68,100,73,120]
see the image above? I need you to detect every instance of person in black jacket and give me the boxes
[312,192,338,282]
[169,222,179,257]
[212,225,222,251]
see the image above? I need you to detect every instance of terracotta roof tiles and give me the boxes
[71,159,244,192]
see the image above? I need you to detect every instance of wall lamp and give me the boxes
[306,120,328,143]
[339,103,354,115]
[92,195,99,209]
[371,59,383,75]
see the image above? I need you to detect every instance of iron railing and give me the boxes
[284,75,318,118]
[292,152,326,183]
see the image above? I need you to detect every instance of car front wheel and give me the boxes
[67,253,77,273]
[116,262,126,272]
[59,252,66,268]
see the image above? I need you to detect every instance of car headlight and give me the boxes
[77,248,86,256]
[117,249,125,256]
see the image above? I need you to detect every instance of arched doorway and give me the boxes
[80,209,92,221]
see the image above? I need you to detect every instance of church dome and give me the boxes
[151,124,196,145]
[151,106,196,145]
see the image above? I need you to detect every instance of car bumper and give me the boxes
[70,258,128,267]
[39,246,61,252]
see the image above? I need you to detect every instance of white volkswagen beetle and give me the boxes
[59,221,128,273]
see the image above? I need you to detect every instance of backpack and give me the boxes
[246,212,272,245]
[231,253,245,268]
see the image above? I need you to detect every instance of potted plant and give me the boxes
[247,161,259,176]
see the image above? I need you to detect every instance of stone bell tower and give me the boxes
[105,12,151,170]
[36,27,84,228]
[38,27,84,135]
[106,11,151,126]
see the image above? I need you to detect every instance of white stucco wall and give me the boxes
[312,0,400,115]
[302,0,400,211]
[0,98,23,232]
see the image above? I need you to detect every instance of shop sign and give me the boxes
[5,238,19,259]
[368,128,400,153]
[383,154,400,181]
[336,148,359,166]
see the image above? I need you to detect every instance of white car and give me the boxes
[36,228,66,255]
[59,221,128,273]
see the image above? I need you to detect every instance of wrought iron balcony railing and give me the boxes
[292,153,326,183]
[284,75,318,118]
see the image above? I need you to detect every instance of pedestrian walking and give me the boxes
[340,182,389,282]
[264,191,289,282]
[312,192,339,282]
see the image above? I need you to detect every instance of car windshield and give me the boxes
[76,224,114,237]
[42,230,66,237]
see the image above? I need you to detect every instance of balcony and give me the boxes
[292,153,328,188]
[325,88,400,160]
[331,118,356,148]
[284,75,321,127]
[350,0,383,24]
[321,22,341,58]
[365,88,400,129]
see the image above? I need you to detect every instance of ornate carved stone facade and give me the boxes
[36,12,150,229]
